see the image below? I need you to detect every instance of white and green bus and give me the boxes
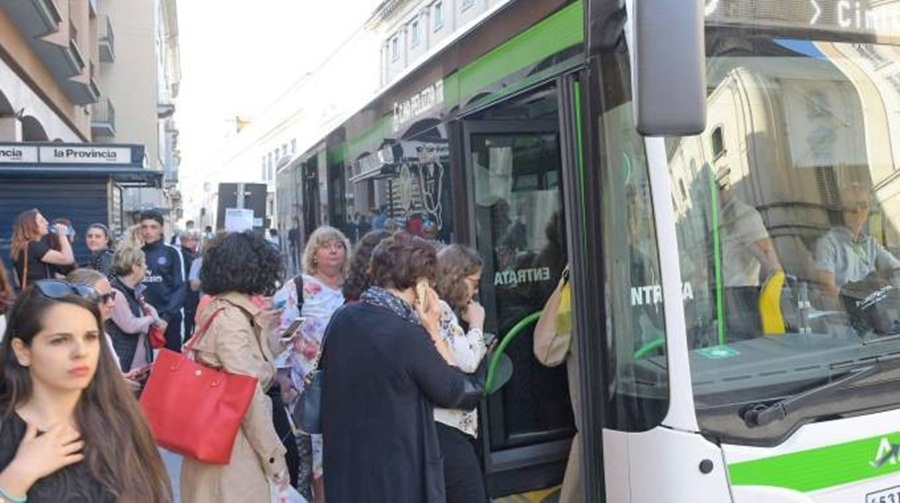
[278,0,900,500]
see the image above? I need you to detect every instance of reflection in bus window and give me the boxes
[470,128,574,450]
[666,34,900,443]
[597,46,668,431]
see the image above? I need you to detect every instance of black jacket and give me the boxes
[322,302,483,503]
[140,239,185,322]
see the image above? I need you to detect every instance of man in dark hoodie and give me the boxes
[139,209,186,351]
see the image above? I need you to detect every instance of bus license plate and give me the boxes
[868,486,900,503]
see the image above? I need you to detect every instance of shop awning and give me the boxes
[0,165,162,187]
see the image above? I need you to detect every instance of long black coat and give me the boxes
[322,301,482,503]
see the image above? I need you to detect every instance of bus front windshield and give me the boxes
[664,14,900,444]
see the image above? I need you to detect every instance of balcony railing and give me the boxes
[98,15,115,62]
[91,97,116,137]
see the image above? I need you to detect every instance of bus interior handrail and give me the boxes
[486,311,543,393]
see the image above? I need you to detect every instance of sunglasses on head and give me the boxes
[34,279,102,303]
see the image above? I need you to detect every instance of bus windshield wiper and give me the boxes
[741,364,879,428]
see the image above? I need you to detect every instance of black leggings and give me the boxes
[436,422,488,503]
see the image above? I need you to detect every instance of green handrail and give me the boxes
[486,311,543,393]
[633,337,665,360]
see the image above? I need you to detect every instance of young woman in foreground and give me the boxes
[0,280,171,502]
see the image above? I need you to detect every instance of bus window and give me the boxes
[470,127,574,450]
[667,32,900,444]
[599,100,669,432]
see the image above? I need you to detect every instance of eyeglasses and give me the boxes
[843,201,871,212]
[320,242,345,251]
[34,279,98,301]
[97,291,117,304]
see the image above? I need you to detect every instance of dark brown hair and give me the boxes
[344,229,392,301]
[0,288,172,501]
[201,231,283,296]
[435,244,483,312]
[369,231,437,290]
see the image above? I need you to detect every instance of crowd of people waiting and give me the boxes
[0,207,494,503]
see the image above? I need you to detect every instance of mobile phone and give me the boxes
[483,332,497,349]
[416,280,429,310]
[280,317,307,342]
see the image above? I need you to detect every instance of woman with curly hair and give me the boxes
[272,224,350,502]
[343,229,392,302]
[180,231,289,502]
[432,244,489,502]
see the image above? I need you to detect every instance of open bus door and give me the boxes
[460,87,577,497]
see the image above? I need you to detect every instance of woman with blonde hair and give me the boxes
[121,225,144,250]
[10,209,75,289]
[272,224,350,502]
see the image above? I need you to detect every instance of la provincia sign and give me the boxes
[0,145,133,165]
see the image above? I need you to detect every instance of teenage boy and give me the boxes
[140,209,186,351]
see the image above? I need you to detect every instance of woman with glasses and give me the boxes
[272,225,350,501]
[105,247,162,373]
[0,280,172,502]
[84,224,115,276]
[66,269,121,370]
[432,244,489,503]
[10,209,75,289]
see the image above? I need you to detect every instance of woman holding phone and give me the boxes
[322,232,485,502]
[272,224,350,501]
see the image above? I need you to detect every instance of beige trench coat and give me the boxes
[180,292,288,503]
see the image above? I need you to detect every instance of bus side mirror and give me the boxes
[631,0,707,136]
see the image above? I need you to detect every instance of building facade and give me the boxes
[0,0,181,222]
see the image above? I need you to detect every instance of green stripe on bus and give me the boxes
[344,1,584,150]
[573,80,588,247]
[456,0,584,102]
[728,432,900,492]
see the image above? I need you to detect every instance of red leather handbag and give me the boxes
[140,307,258,464]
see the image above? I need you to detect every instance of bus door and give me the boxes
[463,103,575,496]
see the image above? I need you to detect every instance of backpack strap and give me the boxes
[294,274,304,312]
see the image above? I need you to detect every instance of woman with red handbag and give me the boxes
[106,247,163,372]
[0,280,172,502]
[179,231,289,502]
